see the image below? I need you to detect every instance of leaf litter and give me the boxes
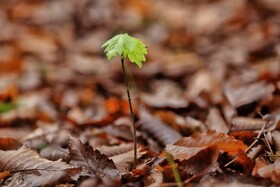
[0,0,280,186]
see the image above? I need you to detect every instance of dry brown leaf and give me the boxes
[165,145,208,161]
[272,130,280,151]
[224,81,275,108]
[253,158,280,184]
[141,80,188,108]
[40,146,70,162]
[182,145,220,180]
[0,146,81,187]
[206,107,229,133]
[110,147,146,173]
[139,107,182,145]
[68,136,120,180]
[96,143,134,157]
[175,131,247,156]
[186,69,223,105]
[231,117,268,131]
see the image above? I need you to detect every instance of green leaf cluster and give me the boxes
[102,33,147,68]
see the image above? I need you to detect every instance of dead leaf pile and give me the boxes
[0,0,279,186]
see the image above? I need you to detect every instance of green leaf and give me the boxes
[102,33,147,68]
[0,102,14,113]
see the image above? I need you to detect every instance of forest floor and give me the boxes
[0,0,279,186]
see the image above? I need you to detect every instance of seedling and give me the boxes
[102,33,147,169]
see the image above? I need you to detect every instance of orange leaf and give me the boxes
[0,171,11,180]
[175,131,247,155]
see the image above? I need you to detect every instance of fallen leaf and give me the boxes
[205,107,229,133]
[182,145,220,181]
[139,107,182,146]
[40,146,70,162]
[68,136,120,180]
[110,147,146,173]
[96,143,134,157]
[175,131,247,156]
[0,146,81,186]
[141,80,188,108]
[231,117,268,131]
[253,158,280,184]
[224,81,275,108]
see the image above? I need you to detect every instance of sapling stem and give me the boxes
[102,33,147,169]
[121,57,137,169]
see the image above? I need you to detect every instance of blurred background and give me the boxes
[0,0,279,130]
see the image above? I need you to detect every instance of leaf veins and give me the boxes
[68,136,120,180]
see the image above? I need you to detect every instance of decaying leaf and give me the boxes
[253,158,280,184]
[272,130,280,151]
[224,81,275,108]
[165,144,210,161]
[231,117,271,131]
[68,136,120,180]
[139,107,182,145]
[175,131,247,156]
[110,147,146,173]
[182,145,220,181]
[96,143,134,157]
[0,146,81,187]
[205,107,229,133]
[40,146,70,162]
[141,80,188,108]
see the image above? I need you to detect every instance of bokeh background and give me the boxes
[0,0,279,135]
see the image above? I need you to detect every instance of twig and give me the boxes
[121,58,137,169]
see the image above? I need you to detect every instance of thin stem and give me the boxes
[121,57,137,169]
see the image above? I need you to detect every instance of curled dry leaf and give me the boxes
[68,136,120,180]
[139,107,182,145]
[175,131,247,156]
[0,146,81,187]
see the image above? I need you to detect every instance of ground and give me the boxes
[0,0,279,186]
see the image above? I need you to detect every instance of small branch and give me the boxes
[121,58,137,169]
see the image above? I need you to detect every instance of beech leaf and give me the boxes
[175,131,247,155]
[68,136,120,180]
[139,107,182,145]
[254,159,280,184]
[0,146,81,187]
